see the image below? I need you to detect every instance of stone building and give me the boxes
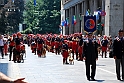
[61,0,124,38]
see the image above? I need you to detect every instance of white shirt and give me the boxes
[0,39,4,46]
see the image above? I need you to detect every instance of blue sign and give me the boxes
[84,15,96,33]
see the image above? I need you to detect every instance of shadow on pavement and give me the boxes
[96,80,105,82]
[96,64,106,66]
[0,63,9,76]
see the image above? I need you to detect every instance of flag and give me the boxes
[86,9,90,16]
[64,18,69,27]
[61,20,65,26]
[66,18,70,27]
[98,10,101,15]
[64,20,67,26]
[79,14,82,20]
[34,0,36,6]
[86,11,89,16]
[88,9,90,15]
[72,15,76,25]
[93,11,99,20]
[12,0,14,3]
[84,15,96,33]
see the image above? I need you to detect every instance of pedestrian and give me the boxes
[62,40,69,64]
[0,72,27,83]
[3,38,8,55]
[83,32,98,81]
[0,35,4,59]
[14,32,22,63]
[101,35,109,58]
[113,29,124,81]
[78,33,84,61]
[8,36,15,61]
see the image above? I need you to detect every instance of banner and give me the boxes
[84,15,96,33]
[34,0,36,6]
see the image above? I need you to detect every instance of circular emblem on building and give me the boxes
[100,11,106,16]
[85,19,95,29]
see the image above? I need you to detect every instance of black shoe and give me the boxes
[117,78,122,81]
[91,78,96,81]
[65,63,69,64]
[9,60,11,61]
[87,78,90,81]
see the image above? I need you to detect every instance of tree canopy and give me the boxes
[23,0,61,34]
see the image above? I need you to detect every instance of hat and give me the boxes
[88,32,93,35]
[104,35,107,39]
[64,40,68,43]
[119,29,124,32]
[17,32,22,36]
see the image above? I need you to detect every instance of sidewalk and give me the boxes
[0,45,124,83]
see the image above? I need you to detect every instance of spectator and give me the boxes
[0,35,4,59]
[83,32,98,81]
[113,29,124,81]
[0,72,27,83]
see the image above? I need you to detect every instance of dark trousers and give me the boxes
[115,57,124,79]
[0,46,4,58]
[85,60,96,79]
[72,50,78,60]
[55,48,60,55]
[9,46,14,60]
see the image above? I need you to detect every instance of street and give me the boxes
[0,44,124,83]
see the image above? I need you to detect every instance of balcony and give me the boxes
[62,0,71,5]
[0,0,5,7]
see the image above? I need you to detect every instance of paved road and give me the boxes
[0,45,124,83]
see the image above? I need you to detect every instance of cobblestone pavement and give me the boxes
[0,45,124,83]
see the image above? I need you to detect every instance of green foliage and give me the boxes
[0,0,24,34]
[23,28,33,34]
[23,0,61,34]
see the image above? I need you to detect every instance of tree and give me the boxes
[23,0,61,34]
[0,0,25,34]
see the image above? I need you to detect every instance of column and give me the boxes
[77,4,80,32]
[69,8,71,34]
[89,0,94,14]
[123,0,124,30]
[73,5,76,33]
[62,9,65,35]
[94,0,98,11]
[84,0,88,13]
[102,0,105,10]
[67,9,69,35]
[82,1,84,15]
[101,0,105,35]
[65,9,68,35]
[71,7,73,34]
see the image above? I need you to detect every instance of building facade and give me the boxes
[61,0,124,38]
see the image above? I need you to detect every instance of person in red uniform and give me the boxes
[3,38,8,55]
[37,36,44,57]
[55,36,60,55]
[50,36,55,53]
[78,33,84,61]
[46,35,51,52]
[72,34,79,60]
[31,40,37,55]
[14,32,22,63]
[8,36,15,61]
[62,40,69,64]
[101,35,109,58]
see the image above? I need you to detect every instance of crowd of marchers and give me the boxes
[0,29,124,81]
